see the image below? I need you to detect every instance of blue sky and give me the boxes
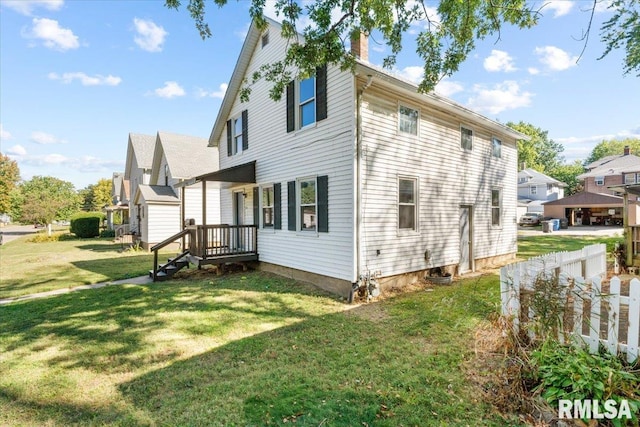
[1,0,638,190]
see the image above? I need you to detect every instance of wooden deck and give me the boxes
[150,224,258,281]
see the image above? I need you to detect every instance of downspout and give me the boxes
[355,74,373,294]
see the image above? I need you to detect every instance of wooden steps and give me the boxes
[149,251,190,281]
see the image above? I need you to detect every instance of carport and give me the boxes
[543,191,626,226]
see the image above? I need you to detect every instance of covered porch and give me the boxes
[150,161,258,281]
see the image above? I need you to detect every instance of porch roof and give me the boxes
[607,183,640,197]
[178,161,256,189]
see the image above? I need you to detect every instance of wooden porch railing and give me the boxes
[187,224,257,258]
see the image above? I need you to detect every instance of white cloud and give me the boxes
[483,50,517,72]
[435,79,464,97]
[558,128,640,162]
[395,66,424,84]
[25,18,79,51]
[48,72,122,86]
[541,0,574,18]
[133,18,167,52]
[528,67,540,75]
[197,83,228,99]
[467,81,533,115]
[534,46,578,71]
[0,124,12,141]
[30,131,67,145]
[1,0,63,16]
[594,0,614,13]
[6,145,26,156]
[154,81,185,98]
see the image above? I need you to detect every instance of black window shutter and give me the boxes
[253,187,259,226]
[316,65,327,122]
[274,183,282,230]
[226,119,232,156]
[287,181,296,231]
[317,175,328,232]
[286,81,295,133]
[242,110,248,151]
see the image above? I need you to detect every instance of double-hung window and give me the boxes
[595,176,605,186]
[461,126,473,150]
[286,66,327,133]
[399,105,418,135]
[398,177,417,231]
[262,186,274,228]
[491,189,501,227]
[492,137,502,158]
[625,173,636,184]
[530,186,537,195]
[226,110,248,156]
[299,77,316,128]
[299,178,316,231]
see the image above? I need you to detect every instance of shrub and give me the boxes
[100,229,115,238]
[28,232,76,243]
[70,212,103,238]
[529,340,639,424]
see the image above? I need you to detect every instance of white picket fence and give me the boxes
[501,244,640,363]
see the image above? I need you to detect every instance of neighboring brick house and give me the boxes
[579,146,640,195]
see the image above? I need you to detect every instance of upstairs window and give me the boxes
[226,110,248,156]
[287,66,327,132]
[519,177,526,183]
[492,137,502,158]
[261,32,269,48]
[461,126,473,150]
[399,105,418,135]
[595,176,605,186]
[164,164,169,186]
[625,173,636,184]
[530,186,537,195]
[299,77,316,128]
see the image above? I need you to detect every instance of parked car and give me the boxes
[519,212,543,226]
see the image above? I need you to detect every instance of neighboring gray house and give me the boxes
[180,18,527,298]
[133,131,221,250]
[517,168,566,213]
[124,133,155,236]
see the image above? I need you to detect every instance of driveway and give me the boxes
[0,224,40,244]
[518,225,624,237]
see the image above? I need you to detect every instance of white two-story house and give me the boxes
[186,18,526,297]
[517,168,566,213]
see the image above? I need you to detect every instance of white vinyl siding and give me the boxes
[216,26,355,282]
[183,185,221,225]
[144,203,181,245]
[359,82,517,278]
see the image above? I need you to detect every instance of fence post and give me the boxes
[587,276,602,354]
[628,278,640,363]
[607,277,621,357]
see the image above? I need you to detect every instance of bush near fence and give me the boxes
[501,244,639,363]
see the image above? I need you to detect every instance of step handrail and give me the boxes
[151,229,191,282]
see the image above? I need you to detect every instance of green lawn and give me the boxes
[0,269,517,426]
[0,233,171,299]
[0,234,621,426]
[517,234,622,260]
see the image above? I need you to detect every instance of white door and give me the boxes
[459,206,473,274]
[232,191,245,250]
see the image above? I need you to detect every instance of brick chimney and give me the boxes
[624,145,631,155]
[350,31,368,62]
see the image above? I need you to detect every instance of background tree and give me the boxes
[549,160,584,196]
[583,137,640,165]
[167,0,638,99]
[167,0,539,99]
[508,121,564,173]
[19,176,80,225]
[0,153,21,215]
[80,178,112,212]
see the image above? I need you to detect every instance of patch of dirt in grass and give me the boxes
[464,315,553,426]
